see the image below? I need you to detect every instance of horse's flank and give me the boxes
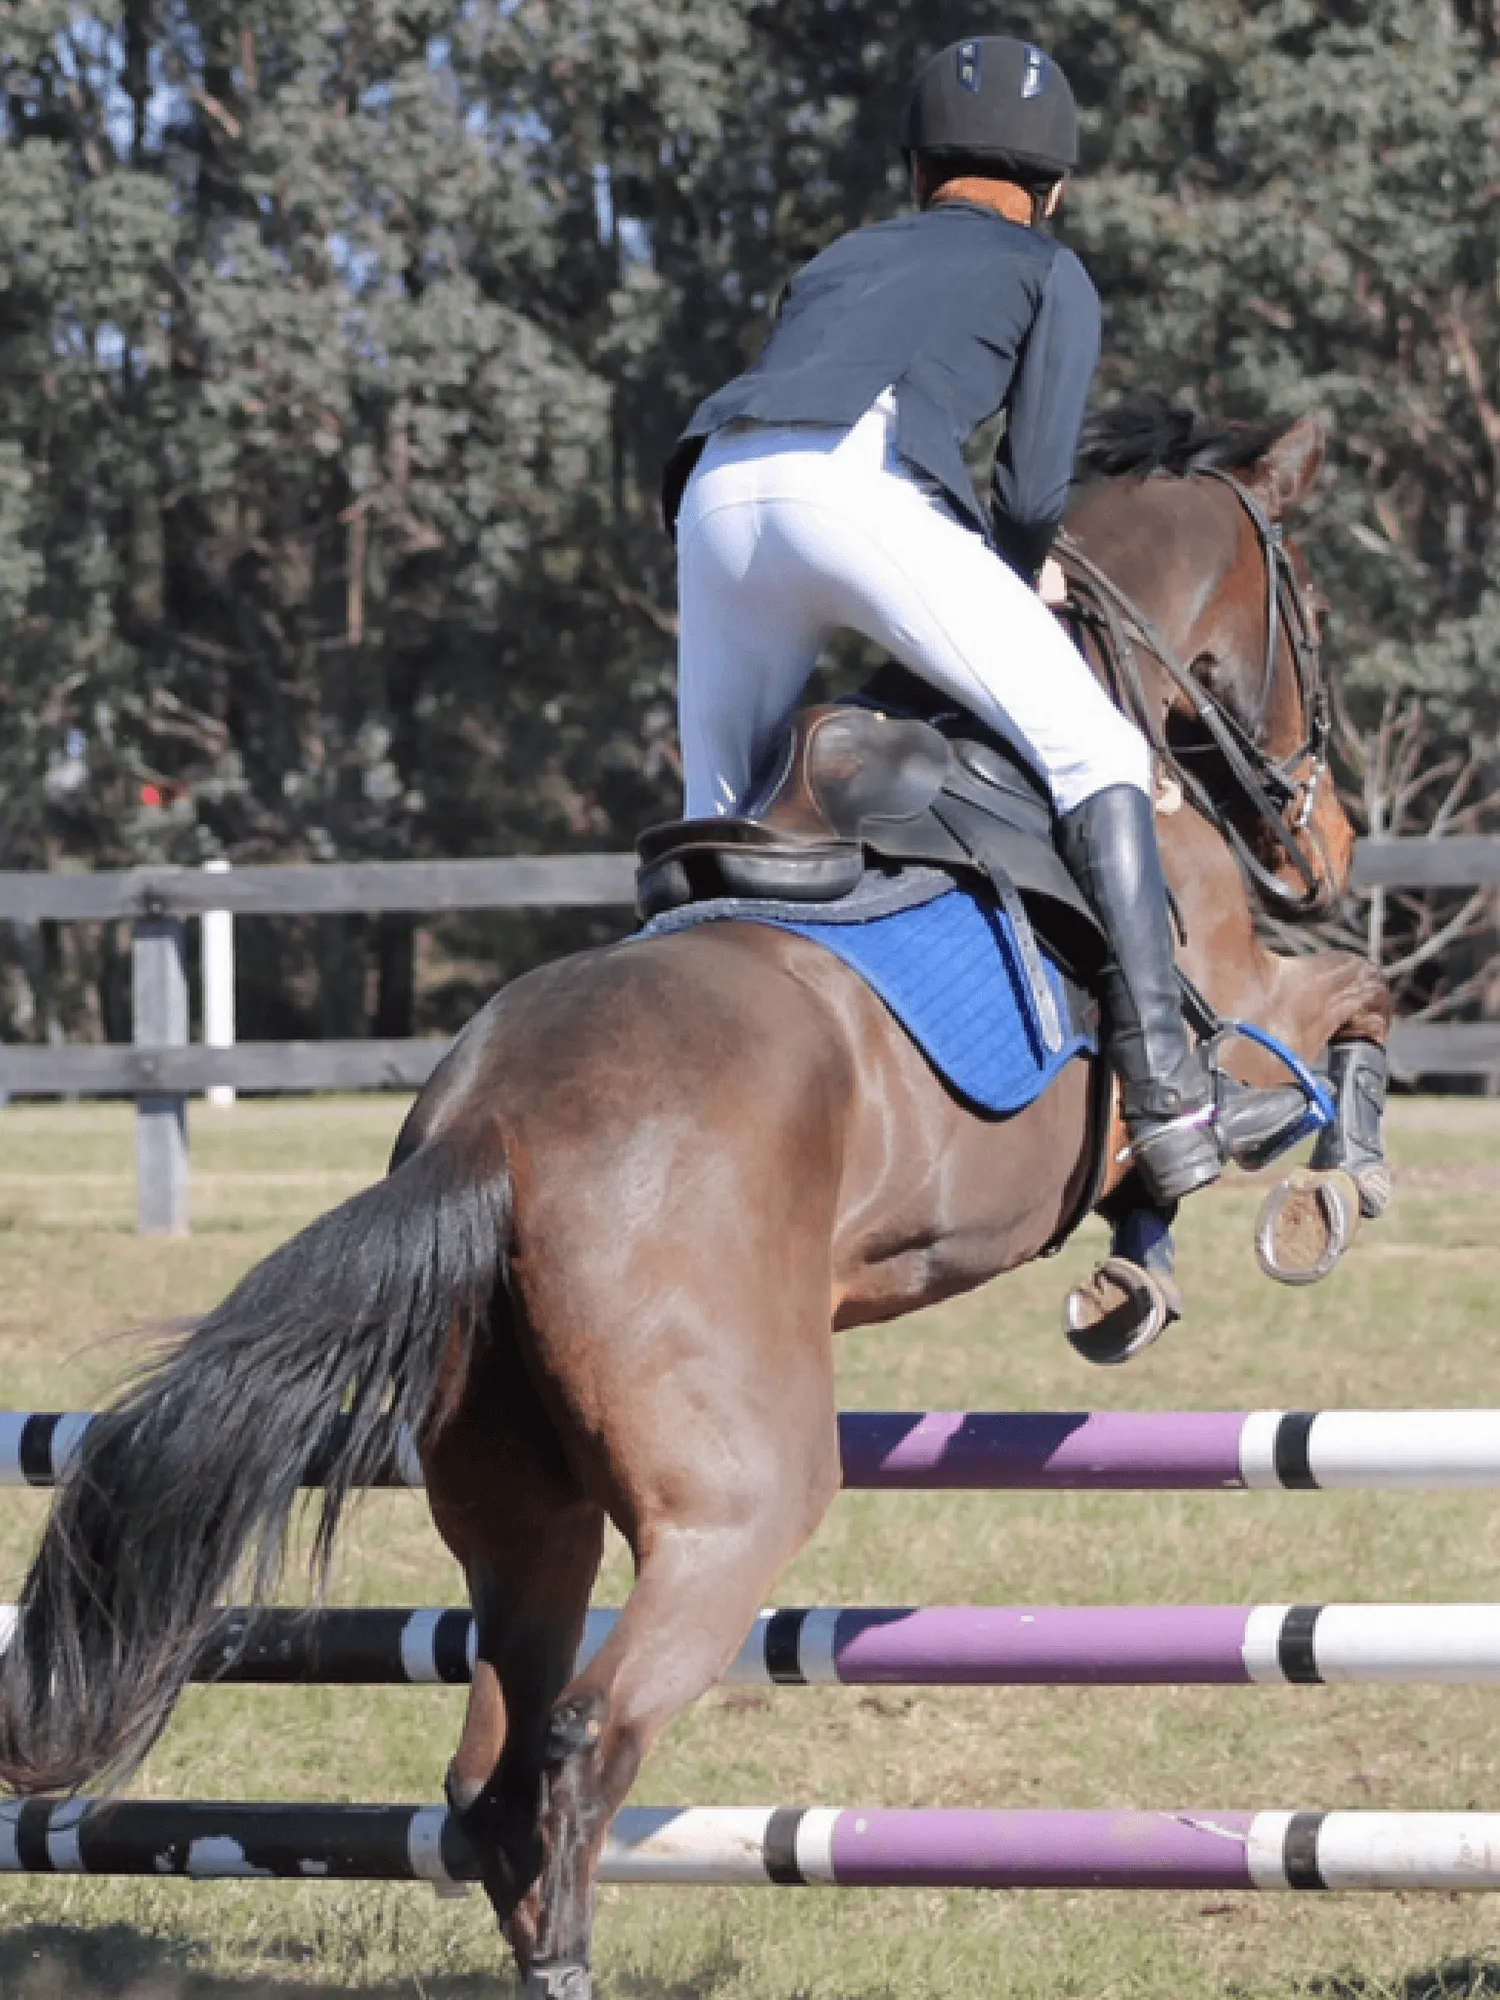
[409,920,1097,1340]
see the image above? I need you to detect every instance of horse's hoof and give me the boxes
[1255,1168,1360,1286]
[1353,1161,1392,1219]
[1064,1256,1181,1366]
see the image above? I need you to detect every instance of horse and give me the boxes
[0,404,1392,1999]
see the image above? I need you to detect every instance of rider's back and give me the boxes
[664,202,1098,543]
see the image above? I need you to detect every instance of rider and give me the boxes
[662,35,1284,1209]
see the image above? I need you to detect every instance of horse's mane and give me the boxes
[1077,394,1279,481]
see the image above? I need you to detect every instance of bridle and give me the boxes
[1055,469,1334,918]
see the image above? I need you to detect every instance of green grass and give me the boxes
[2,1095,1500,1997]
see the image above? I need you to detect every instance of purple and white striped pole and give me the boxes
[3,1408,1500,1491]
[834,1409,1500,1491]
[22,1602,1500,1689]
[706,1603,1500,1689]
[6,1801,1500,1893]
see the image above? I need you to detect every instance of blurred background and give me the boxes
[0,0,1496,1045]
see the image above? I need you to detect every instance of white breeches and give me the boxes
[675,395,1151,819]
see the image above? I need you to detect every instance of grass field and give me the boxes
[1,1094,1499,1998]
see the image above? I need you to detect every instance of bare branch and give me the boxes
[1441,290,1500,469]
[1408,963,1499,1022]
[1382,890,1493,982]
[191,89,244,140]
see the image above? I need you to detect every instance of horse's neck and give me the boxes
[1156,804,1264,1023]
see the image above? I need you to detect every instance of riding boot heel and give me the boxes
[1126,1116,1221,1204]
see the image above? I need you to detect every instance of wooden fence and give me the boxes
[0,840,1492,1232]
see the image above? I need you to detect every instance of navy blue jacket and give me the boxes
[663,201,1100,578]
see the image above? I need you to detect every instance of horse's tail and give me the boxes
[0,1130,509,1795]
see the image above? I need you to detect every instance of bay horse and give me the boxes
[0,407,1392,1998]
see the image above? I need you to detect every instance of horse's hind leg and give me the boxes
[422,1325,606,1946]
[513,1291,842,1998]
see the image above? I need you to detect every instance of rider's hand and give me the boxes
[1038,557,1067,606]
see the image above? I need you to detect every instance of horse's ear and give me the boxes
[1249,414,1327,519]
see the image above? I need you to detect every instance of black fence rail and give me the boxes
[0,854,633,1230]
[0,842,1493,1232]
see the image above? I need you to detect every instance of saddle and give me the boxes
[636,670,1107,1052]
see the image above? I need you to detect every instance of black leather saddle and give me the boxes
[638,671,1104,962]
[635,670,1108,1053]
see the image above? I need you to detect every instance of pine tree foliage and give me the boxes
[1,1,1496,1033]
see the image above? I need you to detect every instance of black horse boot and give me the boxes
[1057,784,1302,1207]
[1309,1037,1391,1216]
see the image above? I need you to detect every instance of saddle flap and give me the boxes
[788,708,954,833]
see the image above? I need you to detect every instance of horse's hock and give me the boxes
[8,1404,1500,1890]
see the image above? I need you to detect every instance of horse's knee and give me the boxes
[1267,947,1393,1058]
[1339,964,1395,1044]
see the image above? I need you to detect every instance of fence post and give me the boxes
[202,858,235,1109]
[134,916,189,1235]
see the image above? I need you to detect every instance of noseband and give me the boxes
[1056,471,1333,918]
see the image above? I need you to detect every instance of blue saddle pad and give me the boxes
[753,887,1093,1115]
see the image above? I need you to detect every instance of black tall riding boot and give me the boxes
[1056,785,1224,1205]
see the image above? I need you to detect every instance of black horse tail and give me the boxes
[0,1130,509,1795]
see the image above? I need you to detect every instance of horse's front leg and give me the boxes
[1076,940,1395,1330]
[1247,944,1394,1283]
[1258,943,1394,1208]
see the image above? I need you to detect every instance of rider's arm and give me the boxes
[990,247,1101,583]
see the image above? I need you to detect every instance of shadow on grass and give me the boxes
[1311,1960,1500,2000]
[0,1926,786,2000]
[609,1935,896,2000]
[608,1940,749,2000]
[0,1921,517,2000]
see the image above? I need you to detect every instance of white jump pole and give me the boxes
[201,858,235,1109]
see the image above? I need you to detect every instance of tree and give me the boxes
[1,0,1496,1041]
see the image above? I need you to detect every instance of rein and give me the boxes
[1055,470,1332,918]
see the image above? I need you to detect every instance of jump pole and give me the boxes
[4,1408,1500,1491]
[7,1801,1500,1892]
[27,1602,1500,1689]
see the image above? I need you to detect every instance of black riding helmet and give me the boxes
[902,36,1079,186]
